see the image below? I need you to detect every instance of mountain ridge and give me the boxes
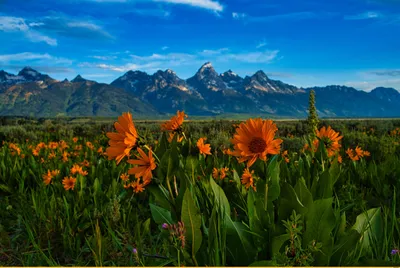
[1,64,399,118]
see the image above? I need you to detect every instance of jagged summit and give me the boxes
[18,67,41,79]
[71,75,86,83]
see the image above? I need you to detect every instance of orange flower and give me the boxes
[212,167,229,180]
[86,141,94,150]
[346,146,370,161]
[62,151,69,162]
[120,173,130,181]
[9,143,21,155]
[74,145,82,151]
[73,137,78,143]
[40,158,45,163]
[127,147,157,183]
[161,110,186,132]
[168,132,184,143]
[131,179,146,194]
[42,170,53,185]
[338,155,343,163]
[48,151,56,159]
[241,168,256,191]
[197,137,211,156]
[281,150,290,163]
[62,176,76,191]
[48,142,58,150]
[59,140,69,150]
[106,112,139,165]
[222,148,234,155]
[81,159,90,167]
[346,148,359,161]
[37,142,47,149]
[355,146,364,158]
[32,149,39,156]
[51,169,60,177]
[97,147,104,154]
[230,118,283,167]
[70,164,88,176]
[314,126,343,157]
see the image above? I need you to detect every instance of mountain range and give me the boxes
[1,63,400,118]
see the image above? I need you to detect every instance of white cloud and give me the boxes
[89,55,118,60]
[28,22,45,27]
[25,31,58,46]
[199,48,229,56]
[84,0,223,11]
[221,50,280,63]
[0,16,29,31]
[232,12,247,19]
[153,0,223,11]
[344,11,381,20]
[345,79,400,91]
[161,46,169,50]
[256,40,267,49]
[0,52,72,65]
[66,21,113,38]
[88,47,280,74]
[0,16,57,46]
[95,62,163,72]
[0,52,52,62]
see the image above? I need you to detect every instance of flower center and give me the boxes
[249,137,267,153]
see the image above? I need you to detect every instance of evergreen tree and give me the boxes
[307,89,319,134]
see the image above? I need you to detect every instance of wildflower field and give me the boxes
[1,113,400,266]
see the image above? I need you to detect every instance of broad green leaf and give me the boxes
[271,234,291,256]
[181,189,202,258]
[149,203,173,225]
[226,219,257,265]
[351,208,383,256]
[303,198,336,265]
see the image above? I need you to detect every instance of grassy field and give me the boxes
[1,113,400,266]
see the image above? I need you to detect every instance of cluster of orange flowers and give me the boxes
[281,150,290,163]
[212,167,229,180]
[106,112,157,193]
[390,128,400,137]
[42,169,60,185]
[41,162,88,190]
[8,143,22,156]
[346,146,370,161]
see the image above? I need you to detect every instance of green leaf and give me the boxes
[351,208,383,256]
[294,177,313,209]
[226,219,257,265]
[266,156,280,202]
[149,203,173,225]
[330,229,361,266]
[271,234,291,256]
[210,177,230,217]
[303,198,336,265]
[181,189,203,258]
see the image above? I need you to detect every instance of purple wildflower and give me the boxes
[162,223,169,229]
[133,248,138,254]
[391,249,399,255]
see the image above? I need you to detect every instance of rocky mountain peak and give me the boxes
[71,75,87,83]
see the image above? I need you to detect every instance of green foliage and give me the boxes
[1,117,400,266]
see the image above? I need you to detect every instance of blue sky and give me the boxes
[0,0,399,91]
